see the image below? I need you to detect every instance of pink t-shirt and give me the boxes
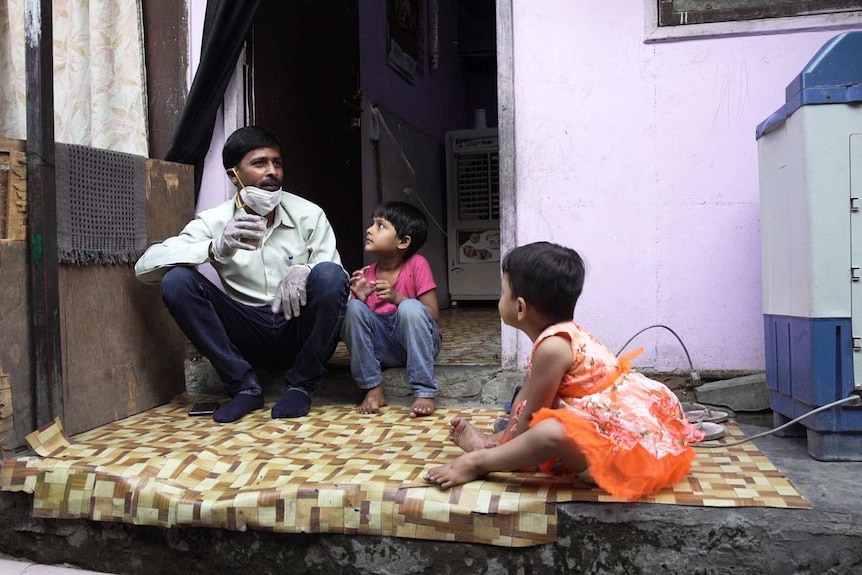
[364,254,436,315]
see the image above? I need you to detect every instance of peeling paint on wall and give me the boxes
[24,0,42,48]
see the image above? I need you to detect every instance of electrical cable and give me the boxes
[616,324,700,386]
[695,392,862,448]
[616,324,862,449]
[402,187,447,237]
[370,107,448,237]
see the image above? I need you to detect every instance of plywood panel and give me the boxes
[146,159,195,240]
[0,141,32,453]
[0,240,33,454]
[0,156,196,441]
[0,139,27,240]
[57,159,195,435]
[58,265,189,435]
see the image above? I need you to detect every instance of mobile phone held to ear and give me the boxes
[188,402,220,416]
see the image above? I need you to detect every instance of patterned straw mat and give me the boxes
[0,403,810,548]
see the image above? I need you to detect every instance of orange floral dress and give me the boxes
[525,321,704,501]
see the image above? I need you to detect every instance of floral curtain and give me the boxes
[0,0,148,156]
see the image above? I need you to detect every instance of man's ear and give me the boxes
[398,235,412,251]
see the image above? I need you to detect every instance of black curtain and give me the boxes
[164,0,261,200]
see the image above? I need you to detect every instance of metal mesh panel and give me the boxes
[455,151,499,221]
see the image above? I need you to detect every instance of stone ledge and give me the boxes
[1,490,858,575]
[185,358,768,414]
[694,371,769,412]
[185,357,522,409]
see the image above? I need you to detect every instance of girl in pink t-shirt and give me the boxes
[340,202,442,418]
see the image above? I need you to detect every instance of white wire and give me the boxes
[403,187,448,237]
[695,393,861,448]
[371,107,448,237]
[615,325,862,450]
[616,324,695,372]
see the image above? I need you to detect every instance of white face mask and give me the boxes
[238,186,283,215]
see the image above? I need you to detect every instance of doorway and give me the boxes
[249,0,499,307]
[250,0,364,273]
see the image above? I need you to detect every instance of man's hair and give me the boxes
[372,201,428,259]
[222,126,281,169]
[501,241,586,323]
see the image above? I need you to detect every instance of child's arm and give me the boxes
[503,335,572,440]
[373,282,440,322]
[417,288,439,322]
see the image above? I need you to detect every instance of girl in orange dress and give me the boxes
[424,242,704,501]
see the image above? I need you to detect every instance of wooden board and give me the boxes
[145,158,195,242]
[0,241,33,456]
[57,158,195,436]
[0,139,27,240]
[0,152,196,446]
[58,266,189,435]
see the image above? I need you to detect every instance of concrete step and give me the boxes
[0,557,110,575]
[184,357,523,410]
[695,371,769,411]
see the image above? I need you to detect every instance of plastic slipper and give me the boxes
[693,421,726,441]
[685,408,729,424]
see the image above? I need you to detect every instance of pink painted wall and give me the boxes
[507,3,859,372]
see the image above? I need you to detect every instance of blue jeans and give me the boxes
[340,298,441,398]
[160,263,348,397]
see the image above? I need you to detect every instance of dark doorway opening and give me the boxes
[251,0,364,273]
[250,0,499,303]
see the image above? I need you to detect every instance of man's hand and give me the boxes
[211,214,266,263]
[271,265,312,320]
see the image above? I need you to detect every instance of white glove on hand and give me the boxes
[271,264,312,320]
[211,214,266,263]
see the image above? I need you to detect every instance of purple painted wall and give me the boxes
[358,0,469,141]
[506,2,861,371]
[357,0,476,228]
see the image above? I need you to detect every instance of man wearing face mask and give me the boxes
[135,126,349,423]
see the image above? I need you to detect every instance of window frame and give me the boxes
[644,1,862,43]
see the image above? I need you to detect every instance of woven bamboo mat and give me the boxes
[0,403,810,547]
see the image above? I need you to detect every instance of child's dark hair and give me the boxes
[372,201,428,258]
[222,126,281,169]
[501,241,585,323]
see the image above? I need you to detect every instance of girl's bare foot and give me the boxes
[409,397,436,418]
[357,385,387,414]
[424,452,483,489]
[450,418,493,452]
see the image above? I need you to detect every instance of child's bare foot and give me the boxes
[424,453,483,489]
[409,397,436,418]
[357,385,387,414]
[450,418,493,452]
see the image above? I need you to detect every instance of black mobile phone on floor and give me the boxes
[188,402,219,416]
